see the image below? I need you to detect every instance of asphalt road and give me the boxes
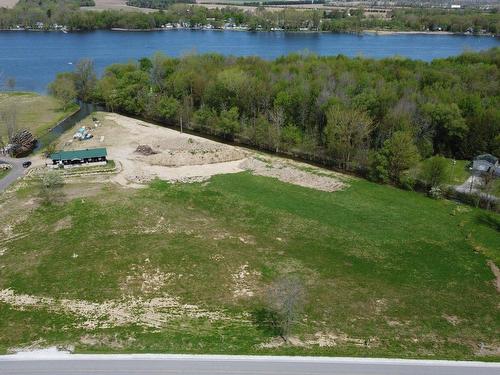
[0,354,499,375]
[0,156,30,193]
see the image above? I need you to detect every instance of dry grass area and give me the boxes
[84,0,155,12]
[0,0,17,8]
[0,92,77,138]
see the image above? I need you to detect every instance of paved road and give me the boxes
[0,156,30,193]
[0,354,499,375]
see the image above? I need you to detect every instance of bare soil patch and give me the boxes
[0,288,238,330]
[259,332,378,349]
[0,0,18,9]
[241,157,347,192]
[487,260,500,293]
[232,263,261,298]
[56,113,248,187]
[54,112,348,192]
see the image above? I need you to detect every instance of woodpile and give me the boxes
[9,129,37,157]
[135,145,157,156]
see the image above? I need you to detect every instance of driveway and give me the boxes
[454,173,498,203]
[0,156,31,194]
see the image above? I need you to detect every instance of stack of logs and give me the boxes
[9,129,37,157]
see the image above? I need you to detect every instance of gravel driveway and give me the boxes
[0,156,30,194]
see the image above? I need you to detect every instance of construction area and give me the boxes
[52,112,348,191]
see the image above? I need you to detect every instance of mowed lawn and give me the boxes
[0,92,78,138]
[0,173,499,359]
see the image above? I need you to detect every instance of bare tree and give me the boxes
[5,77,16,91]
[480,171,496,211]
[269,106,285,153]
[2,104,18,142]
[74,59,97,102]
[266,275,305,342]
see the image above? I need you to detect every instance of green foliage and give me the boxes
[0,1,498,34]
[155,95,180,122]
[74,59,97,102]
[218,106,240,138]
[48,72,77,110]
[423,102,467,156]
[324,105,372,170]
[373,131,420,184]
[38,170,65,204]
[57,48,499,180]
[419,156,450,188]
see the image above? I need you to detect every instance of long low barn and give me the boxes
[50,148,107,167]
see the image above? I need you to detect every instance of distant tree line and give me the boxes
[50,49,500,189]
[126,0,194,10]
[0,1,498,33]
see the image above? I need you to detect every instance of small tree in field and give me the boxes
[39,170,64,204]
[420,156,450,189]
[43,143,57,158]
[265,275,305,342]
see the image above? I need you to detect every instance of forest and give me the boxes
[49,48,500,188]
[0,1,498,33]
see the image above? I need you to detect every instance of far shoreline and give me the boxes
[0,27,497,38]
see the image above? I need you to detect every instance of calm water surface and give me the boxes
[0,30,498,92]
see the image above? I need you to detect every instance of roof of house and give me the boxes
[50,148,107,161]
[474,154,498,165]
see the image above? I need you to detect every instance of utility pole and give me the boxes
[469,174,475,193]
[450,159,456,185]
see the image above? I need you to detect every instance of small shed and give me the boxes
[50,148,107,167]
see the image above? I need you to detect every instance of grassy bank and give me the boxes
[0,171,498,359]
[0,92,78,139]
[0,169,10,180]
[413,158,471,186]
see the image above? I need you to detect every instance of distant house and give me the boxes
[50,148,107,168]
[472,154,500,177]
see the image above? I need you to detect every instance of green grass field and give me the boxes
[0,171,498,359]
[0,92,78,139]
[414,158,471,186]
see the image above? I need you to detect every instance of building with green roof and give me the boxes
[50,148,107,167]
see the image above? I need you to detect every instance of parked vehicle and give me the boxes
[22,161,32,168]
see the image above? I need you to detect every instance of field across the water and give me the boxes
[0,92,78,139]
[0,112,498,360]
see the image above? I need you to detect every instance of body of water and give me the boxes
[0,30,498,93]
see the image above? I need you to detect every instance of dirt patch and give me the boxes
[53,216,73,232]
[135,145,158,155]
[80,333,136,350]
[475,342,500,356]
[56,113,248,187]
[0,0,17,8]
[121,262,175,295]
[487,260,500,293]
[241,157,347,192]
[53,112,352,190]
[259,332,377,349]
[232,264,261,298]
[442,314,462,326]
[0,288,240,330]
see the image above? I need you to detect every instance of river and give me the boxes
[0,30,498,93]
